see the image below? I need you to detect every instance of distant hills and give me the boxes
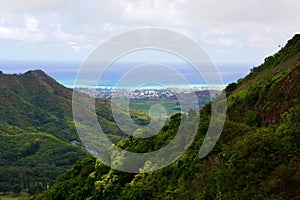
[34,35,300,199]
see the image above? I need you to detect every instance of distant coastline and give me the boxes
[0,60,251,88]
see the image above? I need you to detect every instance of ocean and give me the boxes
[0,60,251,89]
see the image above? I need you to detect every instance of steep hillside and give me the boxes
[0,70,150,195]
[226,34,300,125]
[38,35,300,200]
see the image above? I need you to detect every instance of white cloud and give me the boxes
[0,0,299,62]
[123,0,182,24]
[68,41,93,52]
[87,0,300,30]
[0,15,45,42]
[201,29,233,47]
[25,15,39,32]
[90,0,299,53]
[93,0,183,26]
[53,24,86,42]
[0,0,67,12]
[177,0,300,28]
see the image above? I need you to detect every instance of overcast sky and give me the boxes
[0,0,299,66]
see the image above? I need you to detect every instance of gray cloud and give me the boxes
[0,0,68,12]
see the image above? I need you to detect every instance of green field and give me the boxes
[115,99,181,117]
[0,192,29,200]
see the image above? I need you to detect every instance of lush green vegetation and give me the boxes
[127,99,180,116]
[0,71,91,195]
[0,70,150,196]
[27,34,300,199]
[0,123,89,195]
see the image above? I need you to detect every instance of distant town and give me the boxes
[76,85,225,99]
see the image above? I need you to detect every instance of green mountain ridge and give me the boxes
[0,70,150,141]
[0,69,150,195]
[34,34,300,199]
[0,70,76,140]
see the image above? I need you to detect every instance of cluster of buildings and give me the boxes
[76,85,225,100]
[77,87,175,99]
